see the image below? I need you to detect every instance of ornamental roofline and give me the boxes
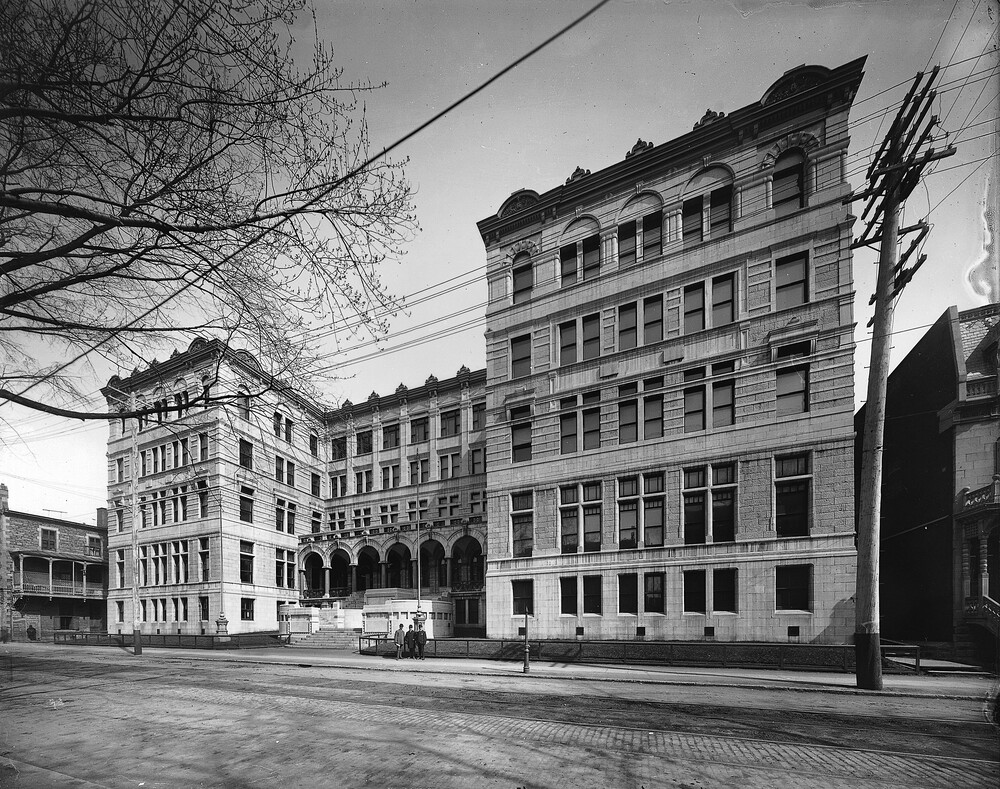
[476,57,867,245]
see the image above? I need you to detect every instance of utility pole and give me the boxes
[847,66,954,690]
[128,392,142,656]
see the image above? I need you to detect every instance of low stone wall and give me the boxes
[53,631,286,650]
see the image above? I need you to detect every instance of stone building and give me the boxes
[301,369,488,637]
[103,339,487,637]
[475,59,866,642]
[858,304,999,661]
[103,339,321,636]
[0,483,108,641]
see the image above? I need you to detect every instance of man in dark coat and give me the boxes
[415,626,427,660]
[404,624,416,659]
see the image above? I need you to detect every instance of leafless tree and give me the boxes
[0,0,416,417]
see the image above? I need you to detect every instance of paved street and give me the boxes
[1,643,997,789]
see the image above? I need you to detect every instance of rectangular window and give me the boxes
[643,394,663,440]
[512,262,532,304]
[560,409,577,455]
[40,528,57,550]
[709,185,732,236]
[560,503,579,555]
[644,495,664,547]
[383,424,399,449]
[583,575,602,615]
[582,234,600,280]
[684,282,705,334]
[712,487,736,543]
[776,366,809,416]
[409,458,429,485]
[331,436,347,460]
[560,243,578,286]
[355,431,372,455]
[618,479,638,549]
[275,456,285,484]
[440,409,461,438]
[199,596,210,622]
[684,386,705,433]
[618,302,637,350]
[713,568,738,613]
[470,448,485,475]
[618,399,638,444]
[583,485,602,553]
[116,600,125,623]
[239,541,254,584]
[713,380,735,427]
[618,220,636,267]
[472,402,486,431]
[642,210,662,259]
[511,492,533,558]
[776,564,812,611]
[559,321,577,366]
[411,417,429,443]
[309,433,318,457]
[683,196,703,243]
[773,158,804,215]
[199,433,209,462]
[311,511,322,533]
[581,314,600,361]
[510,406,532,463]
[512,580,533,615]
[582,393,601,450]
[311,473,321,497]
[199,537,210,582]
[775,252,808,310]
[618,573,638,614]
[240,598,255,621]
[683,569,706,613]
[644,572,665,614]
[683,491,706,545]
[643,295,663,344]
[560,577,577,615]
[712,273,735,326]
[239,487,254,523]
[511,335,531,379]
[776,453,811,537]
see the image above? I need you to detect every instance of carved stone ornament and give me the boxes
[760,131,820,170]
[565,166,591,184]
[693,109,725,130]
[368,390,380,403]
[764,72,825,105]
[395,383,408,395]
[625,138,654,158]
[499,190,540,218]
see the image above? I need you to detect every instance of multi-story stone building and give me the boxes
[103,338,322,636]
[301,369,488,636]
[476,58,866,642]
[0,483,108,641]
[859,303,999,661]
[103,339,487,637]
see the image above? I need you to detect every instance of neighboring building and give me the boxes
[102,339,488,637]
[476,59,866,642]
[302,369,488,637]
[858,304,999,659]
[103,339,323,636]
[0,483,108,641]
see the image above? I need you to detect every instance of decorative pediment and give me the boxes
[498,189,541,218]
[693,109,725,130]
[625,138,653,158]
[761,66,830,106]
[566,166,591,184]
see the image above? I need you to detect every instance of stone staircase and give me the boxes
[289,627,363,650]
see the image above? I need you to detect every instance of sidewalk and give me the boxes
[12,640,998,702]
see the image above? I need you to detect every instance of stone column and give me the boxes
[380,561,388,589]
[979,531,990,597]
[961,538,971,599]
[298,569,308,594]
[445,557,453,587]
[349,564,357,593]
[323,566,331,597]
[764,174,773,210]
[410,559,418,589]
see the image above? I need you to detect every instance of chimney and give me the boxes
[96,507,108,530]
[0,483,8,512]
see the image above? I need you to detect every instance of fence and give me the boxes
[358,636,921,672]
[53,631,286,650]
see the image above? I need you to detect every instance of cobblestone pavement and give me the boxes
[0,646,996,789]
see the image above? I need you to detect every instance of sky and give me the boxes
[1,0,997,523]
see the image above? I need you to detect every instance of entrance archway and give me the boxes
[420,539,446,591]
[330,549,351,596]
[386,544,411,588]
[357,547,380,592]
[303,553,324,597]
[452,535,484,589]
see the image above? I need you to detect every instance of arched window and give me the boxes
[773,151,805,216]
[681,167,733,244]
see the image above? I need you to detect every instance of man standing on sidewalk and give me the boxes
[415,626,427,660]
[404,625,416,659]
[393,623,405,660]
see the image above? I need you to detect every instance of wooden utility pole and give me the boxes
[848,67,954,690]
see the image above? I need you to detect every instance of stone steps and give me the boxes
[289,628,362,650]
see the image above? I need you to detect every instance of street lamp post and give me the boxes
[522,608,530,673]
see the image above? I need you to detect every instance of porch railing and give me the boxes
[13,578,107,599]
[965,594,1000,638]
